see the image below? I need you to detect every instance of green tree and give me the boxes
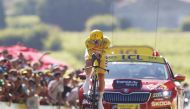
[13,0,37,15]
[38,0,113,31]
[181,16,190,31]
[0,0,6,29]
[86,15,119,31]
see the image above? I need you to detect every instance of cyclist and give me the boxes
[83,29,111,109]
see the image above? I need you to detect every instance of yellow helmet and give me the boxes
[89,29,103,40]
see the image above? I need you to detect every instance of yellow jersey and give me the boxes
[85,36,111,59]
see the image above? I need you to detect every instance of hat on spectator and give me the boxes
[32,72,40,78]
[9,69,18,76]
[22,70,28,74]
[20,68,28,75]
[63,73,70,79]
[23,66,32,74]
[63,69,73,79]
[73,77,81,82]
[43,69,52,76]
[51,64,60,71]
[9,69,17,73]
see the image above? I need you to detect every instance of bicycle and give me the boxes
[82,53,109,109]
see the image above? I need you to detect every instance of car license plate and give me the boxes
[117,104,139,109]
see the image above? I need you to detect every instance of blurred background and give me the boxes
[0,0,190,82]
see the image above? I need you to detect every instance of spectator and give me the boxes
[22,67,33,79]
[9,58,19,69]
[12,77,22,102]
[26,78,40,109]
[0,48,83,109]
[0,58,9,71]
[62,70,73,102]
[0,49,9,59]
[0,82,7,101]
[0,67,5,79]
[184,83,189,89]
[8,69,18,82]
[66,77,81,109]
[31,61,41,72]
[48,72,64,105]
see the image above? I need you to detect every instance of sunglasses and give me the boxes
[92,40,102,45]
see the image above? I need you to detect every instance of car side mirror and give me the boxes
[174,74,185,82]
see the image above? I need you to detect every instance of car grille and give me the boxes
[103,92,150,103]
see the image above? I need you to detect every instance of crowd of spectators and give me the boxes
[0,49,83,109]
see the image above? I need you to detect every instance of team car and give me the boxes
[79,46,186,109]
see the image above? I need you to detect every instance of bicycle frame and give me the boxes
[82,66,109,109]
[91,66,98,109]
[82,53,109,109]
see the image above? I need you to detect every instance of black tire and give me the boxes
[91,74,98,109]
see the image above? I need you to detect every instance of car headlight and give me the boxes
[152,91,172,99]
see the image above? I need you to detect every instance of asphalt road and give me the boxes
[185,103,190,109]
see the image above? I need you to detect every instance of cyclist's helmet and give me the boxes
[89,29,103,40]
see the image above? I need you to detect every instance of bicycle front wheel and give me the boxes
[91,74,99,109]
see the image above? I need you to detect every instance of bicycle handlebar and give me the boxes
[88,48,104,51]
[82,66,109,73]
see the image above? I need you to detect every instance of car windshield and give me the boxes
[105,62,169,80]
